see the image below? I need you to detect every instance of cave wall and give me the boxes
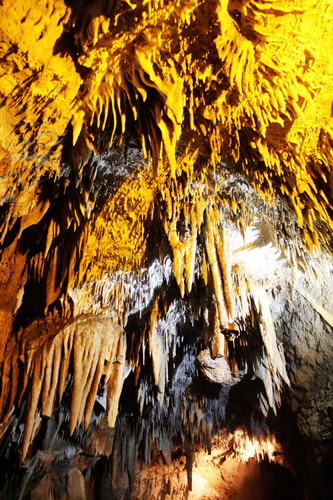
[275,262,333,497]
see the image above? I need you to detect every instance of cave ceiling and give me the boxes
[0,0,333,498]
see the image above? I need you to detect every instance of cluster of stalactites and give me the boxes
[1,0,332,469]
[1,0,333,327]
[68,0,333,251]
[0,315,127,462]
[131,429,280,499]
[1,0,333,371]
[0,191,291,463]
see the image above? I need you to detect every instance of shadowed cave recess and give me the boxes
[1,0,333,498]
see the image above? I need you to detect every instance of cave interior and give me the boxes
[0,0,333,498]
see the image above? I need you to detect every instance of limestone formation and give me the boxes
[0,0,333,498]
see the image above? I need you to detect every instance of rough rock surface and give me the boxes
[197,348,239,385]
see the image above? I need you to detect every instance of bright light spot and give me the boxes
[191,471,209,497]
[231,224,284,281]
[233,429,277,463]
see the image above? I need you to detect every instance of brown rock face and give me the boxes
[0,0,333,499]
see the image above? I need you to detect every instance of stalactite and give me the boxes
[106,330,127,428]
[205,207,229,332]
[252,288,290,414]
